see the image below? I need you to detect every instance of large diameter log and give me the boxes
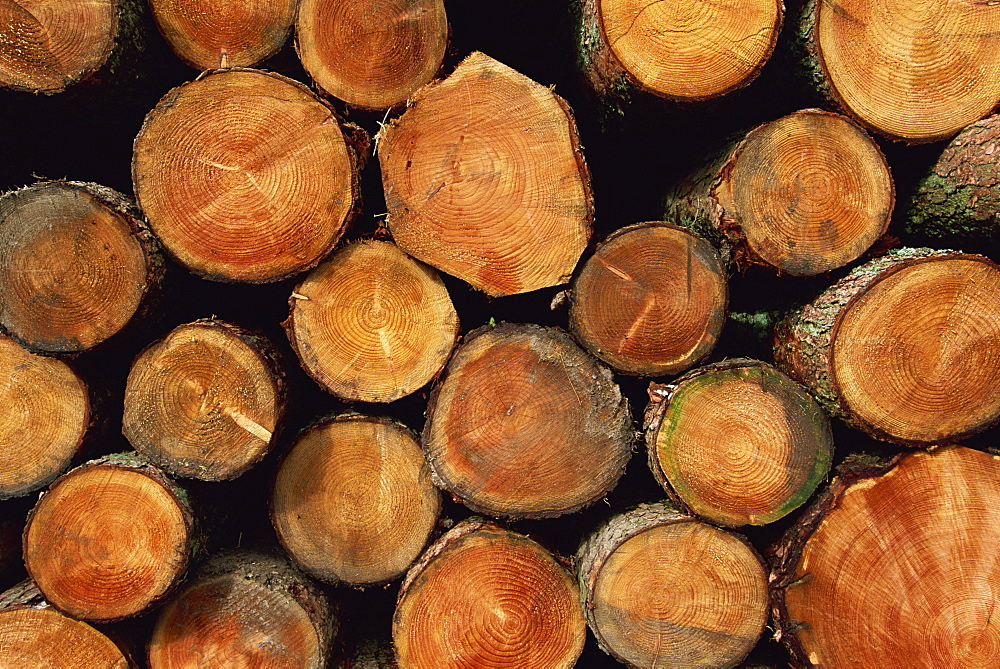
[774,248,1000,445]
[645,359,832,526]
[0,0,118,93]
[271,415,441,586]
[576,502,769,668]
[0,582,128,667]
[296,0,447,109]
[568,222,727,376]
[664,109,893,276]
[577,0,781,101]
[23,454,195,622]
[393,519,585,668]
[772,445,1000,666]
[906,113,1000,240]
[0,181,161,354]
[123,319,285,481]
[423,323,633,519]
[799,0,1000,142]
[150,0,297,70]
[379,51,592,297]
[0,334,89,500]
[148,550,336,668]
[285,239,458,403]
[133,68,362,283]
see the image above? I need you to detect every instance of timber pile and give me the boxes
[3,0,1000,666]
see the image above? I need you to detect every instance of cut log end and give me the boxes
[297,0,448,108]
[569,222,727,375]
[393,520,585,668]
[0,605,127,667]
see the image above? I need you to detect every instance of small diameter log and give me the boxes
[645,359,832,526]
[0,0,118,93]
[423,323,633,519]
[772,445,1000,666]
[576,502,769,668]
[296,0,447,108]
[379,51,592,297]
[148,550,336,668]
[271,415,441,586]
[0,334,88,500]
[133,68,362,283]
[568,222,727,376]
[774,248,1000,445]
[0,181,161,354]
[577,0,781,101]
[664,109,893,276]
[0,581,127,667]
[150,0,296,70]
[286,239,458,403]
[393,519,585,668]
[23,453,195,622]
[907,113,1000,240]
[123,319,285,481]
[799,0,1000,142]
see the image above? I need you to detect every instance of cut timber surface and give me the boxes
[772,446,1000,666]
[568,222,727,375]
[150,0,297,69]
[393,519,585,668]
[0,334,88,500]
[23,454,194,622]
[0,181,160,354]
[297,0,447,108]
[774,248,1000,445]
[148,550,336,668]
[907,113,1000,240]
[271,415,441,585]
[802,0,1000,141]
[0,582,127,667]
[578,0,781,101]
[576,502,769,668]
[0,0,118,93]
[123,319,285,481]
[379,51,592,297]
[286,240,458,403]
[133,68,360,283]
[666,109,893,275]
[645,359,832,526]
[423,323,633,519]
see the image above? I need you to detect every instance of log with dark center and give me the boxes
[296,0,447,108]
[0,334,89,500]
[576,502,769,668]
[423,323,633,519]
[0,0,118,93]
[150,0,297,70]
[568,222,727,375]
[800,0,1000,142]
[23,454,194,622]
[271,415,441,586]
[133,68,361,283]
[645,359,832,526]
[772,445,1000,666]
[285,239,458,403]
[393,519,585,668]
[123,319,285,481]
[147,550,335,668]
[0,181,160,354]
[379,51,592,297]
[774,248,1000,445]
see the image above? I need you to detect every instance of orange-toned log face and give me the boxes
[133,69,356,283]
[0,183,150,352]
[24,464,191,621]
[297,0,447,108]
[0,607,127,666]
